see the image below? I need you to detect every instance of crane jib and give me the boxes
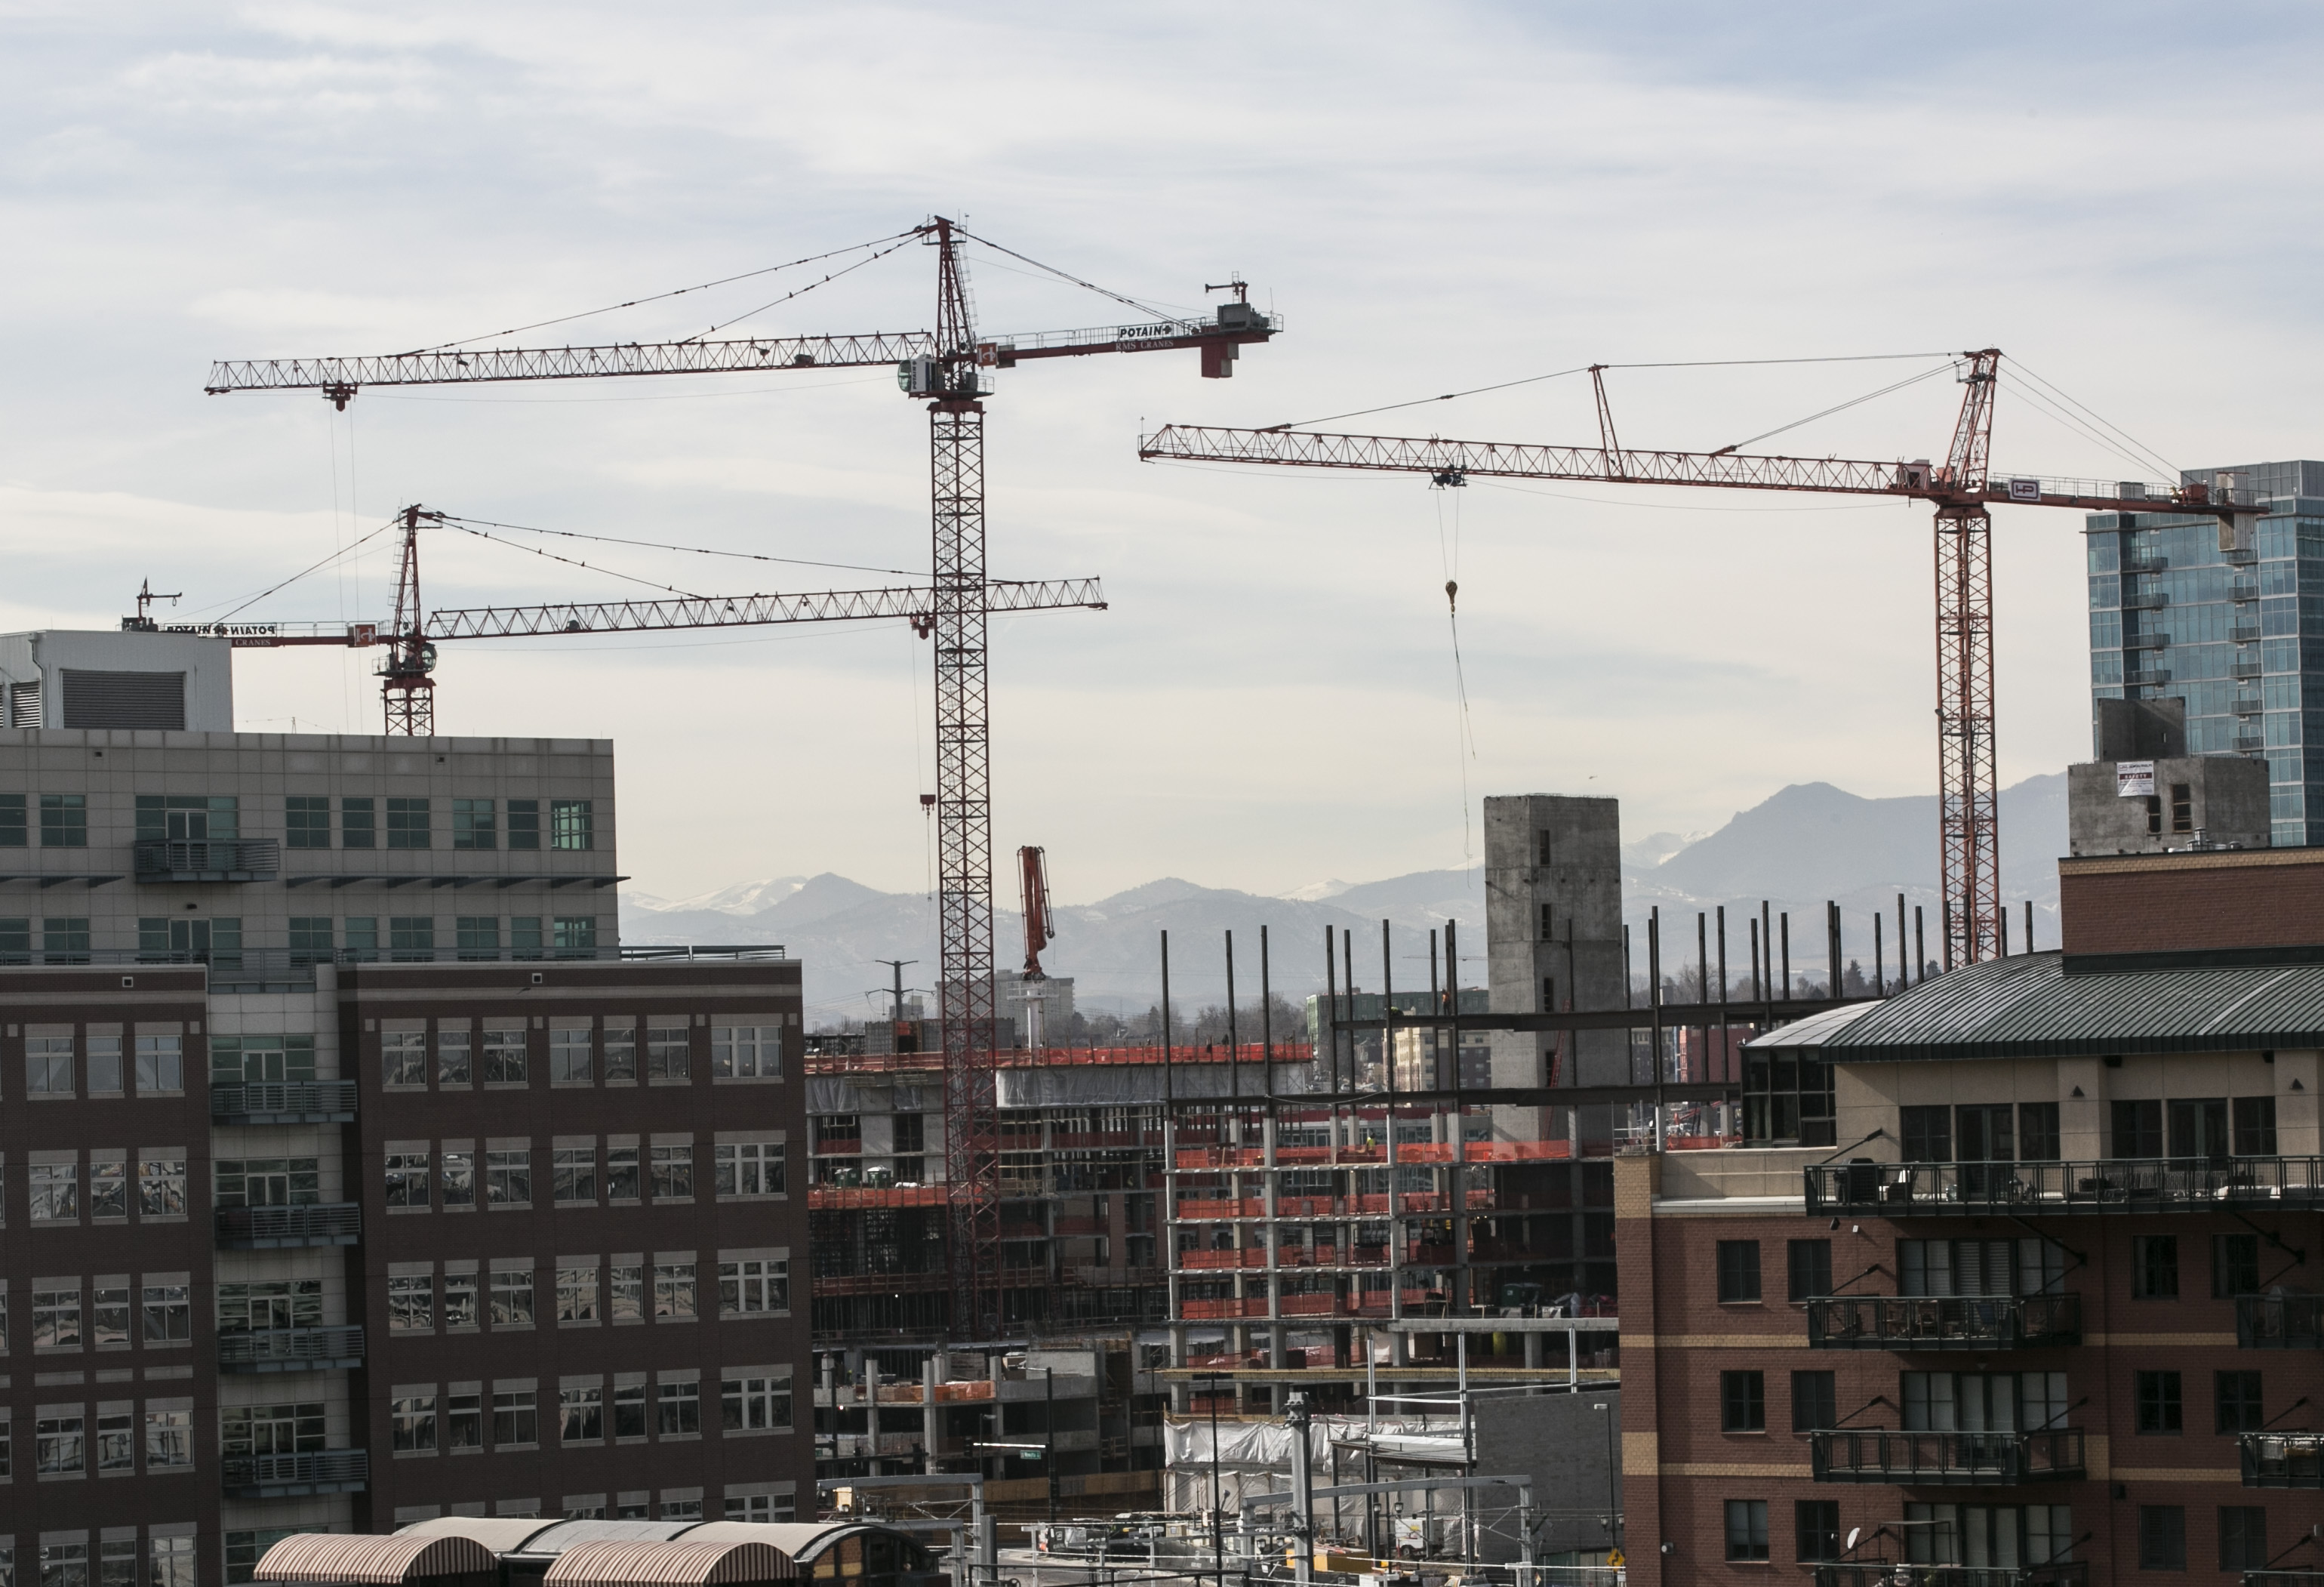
[422,579,1106,639]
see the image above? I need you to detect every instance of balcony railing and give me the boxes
[211,1080,359,1123]
[1808,1293,2082,1351]
[2236,1294,2324,1348]
[1808,1158,2324,1216]
[2233,658,2265,678]
[2240,1433,2324,1487]
[2236,732,2268,752]
[2236,694,2266,716]
[2122,590,2169,609]
[2234,622,2264,643]
[2242,1573,2324,1587]
[1810,1428,2085,1485]
[218,1325,365,1373]
[1815,1565,2085,1587]
[133,838,280,881]
[215,1203,361,1249]
[2232,578,2264,602]
[220,1448,369,1498]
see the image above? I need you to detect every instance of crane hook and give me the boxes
[1445,580,1458,614]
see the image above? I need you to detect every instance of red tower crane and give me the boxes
[204,220,1277,1336]
[1140,351,2255,969]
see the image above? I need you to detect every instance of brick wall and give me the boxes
[2061,849,2324,956]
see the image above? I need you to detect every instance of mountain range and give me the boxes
[621,772,2069,1022]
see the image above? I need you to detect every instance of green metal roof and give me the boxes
[1745,950,2324,1060]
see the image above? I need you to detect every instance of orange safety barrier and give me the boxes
[808,1043,1313,1076]
[808,1185,949,1210]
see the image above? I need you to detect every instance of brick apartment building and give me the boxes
[0,629,809,1586]
[1616,766,2324,1586]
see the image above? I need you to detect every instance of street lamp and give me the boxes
[1592,1402,1620,1555]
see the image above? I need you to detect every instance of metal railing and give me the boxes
[215,1203,361,1249]
[218,1325,365,1373]
[2242,1573,2324,1587]
[2236,1293,2324,1348]
[220,1449,369,1497]
[212,1080,359,1123]
[133,839,280,880]
[1807,1294,2082,1351]
[0,944,790,981]
[1808,1158,2324,1216]
[1815,1564,2085,1587]
[1810,1428,2085,1485]
[2240,1433,2324,1487]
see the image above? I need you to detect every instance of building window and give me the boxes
[2135,1371,2182,1434]
[214,1157,319,1206]
[150,1537,195,1587]
[40,794,86,847]
[1743,1052,1833,1145]
[718,1259,790,1316]
[715,1142,786,1198]
[1716,1241,1762,1302]
[2233,1095,2277,1157]
[142,1282,190,1342]
[1720,1371,1765,1431]
[613,1382,647,1439]
[647,1024,689,1080]
[2134,1236,2179,1299]
[610,1265,644,1323]
[90,1159,127,1221]
[35,1410,85,1475]
[441,1151,475,1208]
[382,1032,427,1089]
[554,916,598,955]
[340,797,376,848]
[221,1401,325,1458]
[1725,1499,1769,1561]
[211,1035,316,1084]
[456,917,500,960]
[482,1029,528,1084]
[389,1274,433,1333]
[385,1153,431,1210]
[1787,1239,1831,1302]
[607,1147,640,1203]
[1792,1371,1836,1432]
[2113,1099,2163,1159]
[138,1155,188,1218]
[653,1262,697,1320]
[95,1405,134,1471]
[711,1025,783,1079]
[2219,1507,2268,1573]
[491,1270,535,1329]
[485,1150,532,1206]
[2019,1102,2061,1161]
[136,1034,183,1092]
[443,1270,479,1330]
[289,916,334,964]
[343,916,379,959]
[551,1030,592,1084]
[2215,1234,2261,1299]
[720,1371,793,1433]
[1956,1103,2015,1161]
[437,1028,472,1087]
[392,1392,437,1453]
[42,917,90,963]
[507,800,540,849]
[0,914,26,962]
[657,1381,700,1438]
[551,800,594,849]
[1901,1105,1953,1161]
[557,1268,599,1324]
[2217,1371,2264,1434]
[510,916,544,959]
[217,1279,322,1334]
[451,799,496,849]
[2137,1505,2186,1571]
[0,793,23,846]
[26,1036,74,1096]
[445,1392,482,1450]
[553,1148,597,1204]
[386,797,431,848]
[88,1034,122,1094]
[561,1385,604,1444]
[135,795,239,843]
[30,1160,80,1222]
[604,1023,637,1081]
[144,1405,192,1468]
[285,797,332,849]
[492,1389,538,1448]
[389,917,435,958]
[651,1143,694,1201]
[34,1284,82,1349]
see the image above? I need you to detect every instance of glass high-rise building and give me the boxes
[2088,459,2324,846]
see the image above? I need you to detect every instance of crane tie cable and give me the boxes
[434,514,921,579]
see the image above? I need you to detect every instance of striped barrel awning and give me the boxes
[255,1534,499,1585]
[543,1542,800,1586]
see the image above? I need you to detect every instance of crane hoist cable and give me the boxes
[432,513,921,579]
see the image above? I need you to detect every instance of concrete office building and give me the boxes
[1612,776,2324,1587]
[0,631,808,1585]
[2087,460,2324,846]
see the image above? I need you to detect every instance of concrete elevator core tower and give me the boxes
[1483,796,1627,1142]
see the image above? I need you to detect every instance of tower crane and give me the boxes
[203,219,1279,1336]
[1140,352,2257,968]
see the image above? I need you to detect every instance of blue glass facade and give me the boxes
[2087,460,2324,846]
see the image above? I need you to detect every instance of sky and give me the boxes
[5,2,2321,905]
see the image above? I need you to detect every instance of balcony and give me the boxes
[2124,668,2172,688]
[1815,1564,2086,1587]
[2236,1293,2324,1348]
[220,1449,369,1498]
[1807,1157,2324,1216]
[2122,554,2169,574]
[2243,1575,2324,1587]
[2122,590,2169,609]
[2236,694,2266,716]
[2224,544,2259,565]
[133,839,280,883]
[1810,1428,2085,1485]
[2233,658,2265,679]
[2124,630,2172,650]
[1808,1294,2082,1351]
[211,1080,358,1124]
[218,1325,365,1373]
[2232,578,2264,602]
[215,1203,361,1249]
[2240,1432,2324,1487]
[2234,623,2265,643]
[2237,732,2268,753]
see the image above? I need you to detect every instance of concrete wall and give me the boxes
[1484,797,1628,1130]
[2067,755,2268,856]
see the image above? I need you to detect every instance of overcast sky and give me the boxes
[5,2,2319,905]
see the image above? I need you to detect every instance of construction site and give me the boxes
[8,192,2306,1587]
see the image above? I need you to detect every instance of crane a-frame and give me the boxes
[1140,351,2258,969]
[205,220,1277,1336]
